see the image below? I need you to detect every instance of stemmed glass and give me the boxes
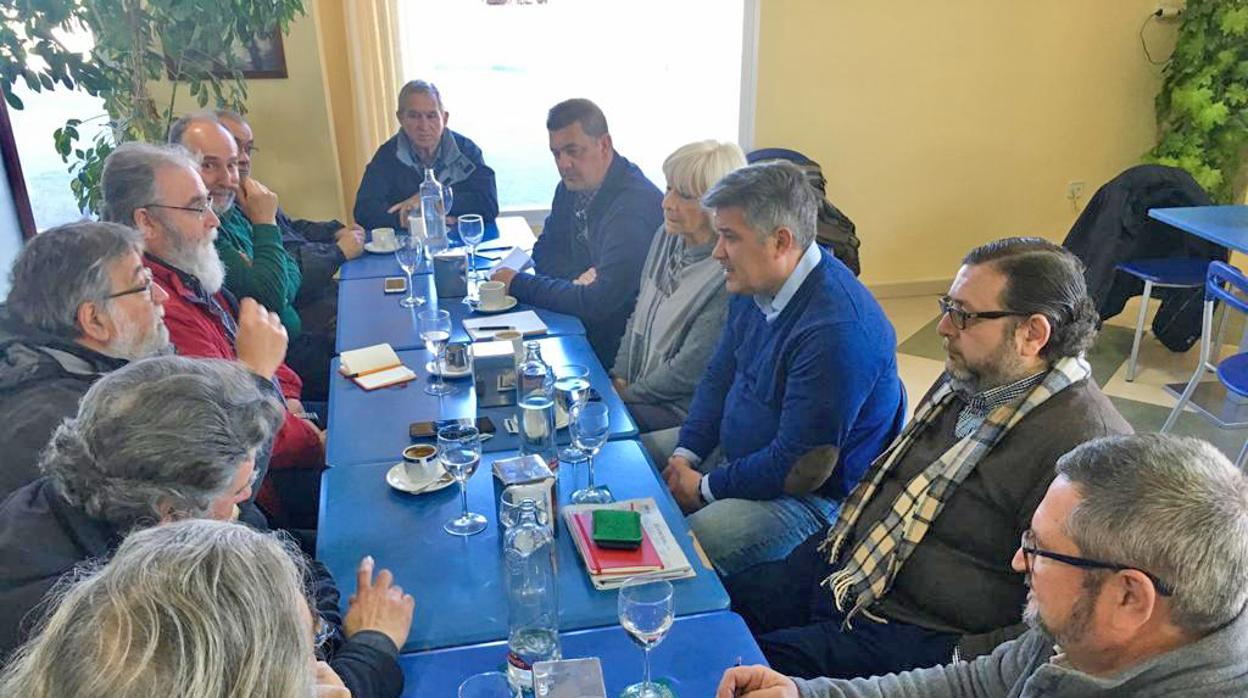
[443,184,454,220]
[458,213,486,304]
[418,309,455,396]
[440,424,486,536]
[569,401,611,504]
[618,579,675,698]
[458,671,516,697]
[394,234,425,307]
[554,364,591,464]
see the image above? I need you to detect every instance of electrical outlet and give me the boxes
[1156,2,1183,20]
[1066,181,1086,202]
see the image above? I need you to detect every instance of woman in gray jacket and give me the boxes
[611,140,746,432]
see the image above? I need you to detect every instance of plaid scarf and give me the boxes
[819,355,1092,626]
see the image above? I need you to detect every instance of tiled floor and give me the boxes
[881,294,1248,461]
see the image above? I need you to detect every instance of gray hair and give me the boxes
[100,142,199,227]
[213,108,246,127]
[0,519,315,698]
[40,356,285,529]
[7,222,143,340]
[1056,434,1248,635]
[546,98,609,138]
[166,110,221,146]
[397,79,444,113]
[701,160,818,248]
[662,140,747,200]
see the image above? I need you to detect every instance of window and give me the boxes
[397,0,751,211]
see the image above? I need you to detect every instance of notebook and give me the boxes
[462,311,548,340]
[569,511,663,576]
[338,343,417,390]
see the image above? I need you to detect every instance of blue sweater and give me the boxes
[679,249,906,501]
[509,152,663,364]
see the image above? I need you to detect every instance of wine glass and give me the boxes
[394,234,425,308]
[458,671,517,698]
[554,364,591,464]
[618,579,675,698]
[569,401,611,504]
[458,213,486,304]
[418,309,455,396]
[443,184,454,220]
[440,424,486,536]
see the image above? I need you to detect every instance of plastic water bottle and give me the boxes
[419,168,448,259]
[516,341,557,466]
[505,499,561,692]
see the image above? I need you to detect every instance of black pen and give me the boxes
[475,326,516,332]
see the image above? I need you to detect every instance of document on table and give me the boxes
[463,311,549,340]
[563,498,696,590]
[494,246,533,273]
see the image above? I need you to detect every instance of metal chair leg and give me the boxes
[1163,299,1216,432]
[1126,280,1153,382]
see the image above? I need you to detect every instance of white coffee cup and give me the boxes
[371,227,397,249]
[401,443,440,484]
[478,280,507,309]
[493,329,525,367]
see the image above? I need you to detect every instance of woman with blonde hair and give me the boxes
[0,519,349,697]
[611,139,747,432]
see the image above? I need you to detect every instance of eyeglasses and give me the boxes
[145,201,213,221]
[105,268,155,300]
[938,296,1031,330]
[313,614,333,651]
[1020,529,1174,596]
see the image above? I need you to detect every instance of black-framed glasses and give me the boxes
[938,295,1031,330]
[1020,529,1174,596]
[105,268,154,300]
[145,201,213,221]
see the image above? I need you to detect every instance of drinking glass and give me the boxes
[440,424,486,536]
[618,579,675,698]
[554,364,591,464]
[394,234,425,307]
[569,401,611,504]
[458,213,486,303]
[458,671,517,698]
[419,309,455,396]
[443,184,454,219]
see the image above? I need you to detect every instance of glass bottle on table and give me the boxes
[504,498,561,693]
[516,341,557,466]
[420,168,449,262]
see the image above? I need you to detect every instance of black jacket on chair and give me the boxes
[1062,164,1226,352]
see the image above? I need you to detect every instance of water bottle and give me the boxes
[505,499,561,692]
[517,341,557,466]
[419,168,448,258]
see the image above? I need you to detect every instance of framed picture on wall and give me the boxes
[165,30,288,80]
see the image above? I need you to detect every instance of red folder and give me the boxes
[571,511,663,576]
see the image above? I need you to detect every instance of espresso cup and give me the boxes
[401,443,440,484]
[478,280,507,309]
[371,227,397,249]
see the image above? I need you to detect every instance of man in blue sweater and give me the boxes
[663,161,906,576]
[491,99,663,364]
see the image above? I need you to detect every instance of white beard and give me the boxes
[158,219,227,295]
[104,309,173,361]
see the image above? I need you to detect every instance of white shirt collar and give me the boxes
[753,242,821,322]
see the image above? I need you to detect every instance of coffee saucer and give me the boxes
[365,241,399,254]
[386,463,455,494]
[472,296,518,314]
[425,360,472,379]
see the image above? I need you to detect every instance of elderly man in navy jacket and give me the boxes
[491,98,662,364]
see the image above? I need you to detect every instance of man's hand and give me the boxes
[238,177,279,226]
[386,194,422,229]
[235,298,288,379]
[574,267,598,286]
[335,225,366,260]
[716,666,799,697]
[663,455,705,514]
[344,555,415,651]
[491,266,518,291]
[612,377,628,394]
[313,661,351,697]
[310,422,327,446]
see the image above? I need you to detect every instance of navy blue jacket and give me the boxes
[510,152,663,363]
[353,130,498,230]
[679,249,906,501]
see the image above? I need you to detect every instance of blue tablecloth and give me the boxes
[326,335,636,465]
[398,611,764,696]
[334,275,586,354]
[1150,205,1248,254]
[316,440,729,652]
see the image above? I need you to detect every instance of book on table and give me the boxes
[563,497,696,590]
[338,343,417,390]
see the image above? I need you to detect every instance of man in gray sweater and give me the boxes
[718,433,1248,697]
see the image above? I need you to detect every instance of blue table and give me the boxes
[326,335,637,465]
[344,218,534,280]
[1150,205,1248,253]
[398,611,764,696]
[334,274,586,354]
[316,440,729,652]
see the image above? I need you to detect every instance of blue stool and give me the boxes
[1162,261,1248,468]
[1116,258,1210,381]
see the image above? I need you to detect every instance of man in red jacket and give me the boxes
[99,140,326,529]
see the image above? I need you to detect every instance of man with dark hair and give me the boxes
[719,434,1248,697]
[491,97,662,363]
[725,236,1131,680]
[0,222,171,497]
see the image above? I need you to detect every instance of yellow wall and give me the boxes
[754,0,1179,289]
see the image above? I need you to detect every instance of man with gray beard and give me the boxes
[0,221,173,497]
[100,142,326,530]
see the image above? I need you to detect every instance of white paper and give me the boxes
[462,311,549,340]
[562,498,697,590]
[495,246,533,273]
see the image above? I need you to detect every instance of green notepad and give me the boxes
[591,509,643,550]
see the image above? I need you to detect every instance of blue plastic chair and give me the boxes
[1162,261,1248,468]
[1116,258,1210,381]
